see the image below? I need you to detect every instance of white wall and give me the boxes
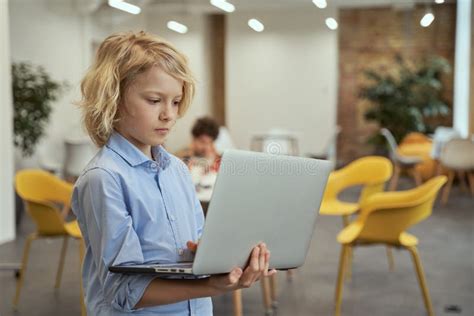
[1,0,15,244]
[226,8,339,155]
[9,0,94,170]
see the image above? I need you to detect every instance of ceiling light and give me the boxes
[167,21,188,34]
[325,17,338,30]
[108,0,141,15]
[420,12,435,27]
[312,0,327,9]
[210,0,235,13]
[435,0,445,4]
[248,19,264,32]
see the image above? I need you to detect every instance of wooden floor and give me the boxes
[1,178,473,316]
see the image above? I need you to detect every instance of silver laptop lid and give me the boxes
[192,149,331,275]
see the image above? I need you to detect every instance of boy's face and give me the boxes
[116,65,183,156]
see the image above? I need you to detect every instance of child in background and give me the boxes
[176,117,221,172]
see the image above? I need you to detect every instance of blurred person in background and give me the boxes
[176,117,221,172]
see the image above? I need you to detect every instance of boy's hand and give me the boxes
[208,243,277,293]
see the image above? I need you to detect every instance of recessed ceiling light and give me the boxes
[210,0,235,13]
[312,0,327,9]
[108,0,141,15]
[167,21,188,34]
[420,12,435,27]
[248,19,264,32]
[325,17,338,30]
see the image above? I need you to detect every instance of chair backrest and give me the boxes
[15,169,73,235]
[251,129,299,156]
[440,138,474,170]
[380,128,399,160]
[433,127,460,142]
[431,127,460,159]
[400,132,430,145]
[355,176,447,244]
[322,156,393,205]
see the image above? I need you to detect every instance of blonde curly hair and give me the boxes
[78,31,195,147]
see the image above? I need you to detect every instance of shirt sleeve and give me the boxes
[72,167,156,312]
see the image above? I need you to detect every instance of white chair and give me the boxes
[439,138,474,205]
[63,137,97,181]
[430,127,460,160]
[251,129,299,156]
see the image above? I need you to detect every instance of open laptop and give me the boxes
[109,149,332,277]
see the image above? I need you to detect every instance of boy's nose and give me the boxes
[159,102,176,121]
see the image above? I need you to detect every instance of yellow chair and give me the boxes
[14,169,85,315]
[334,176,447,316]
[320,156,393,223]
[319,156,394,276]
[398,135,436,182]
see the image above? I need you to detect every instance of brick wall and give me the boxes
[337,4,456,163]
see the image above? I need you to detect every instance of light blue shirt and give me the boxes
[71,132,212,315]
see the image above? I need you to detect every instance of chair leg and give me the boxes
[269,274,278,307]
[232,289,243,316]
[457,171,468,193]
[335,245,348,316]
[13,233,37,309]
[341,215,352,281]
[468,172,474,196]
[79,239,87,316]
[406,246,434,316]
[55,236,69,289]
[441,170,455,205]
[435,160,443,176]
[386,246,395,271]
[389,165,401,191]
[345,247,353,281]
[260,277,272,314]
[286,269,294,281]
[412,168,422,187]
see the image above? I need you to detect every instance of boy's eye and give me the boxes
[173,100,181,106]
[149,99,161,104]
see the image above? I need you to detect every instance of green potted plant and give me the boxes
[361,55,451,149]
[12,62,67,157]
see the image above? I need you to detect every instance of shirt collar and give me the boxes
[106,131,171,169]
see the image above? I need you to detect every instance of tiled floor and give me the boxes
[1,178,473,315]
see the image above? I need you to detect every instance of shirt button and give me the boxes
[170,215,176,221]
